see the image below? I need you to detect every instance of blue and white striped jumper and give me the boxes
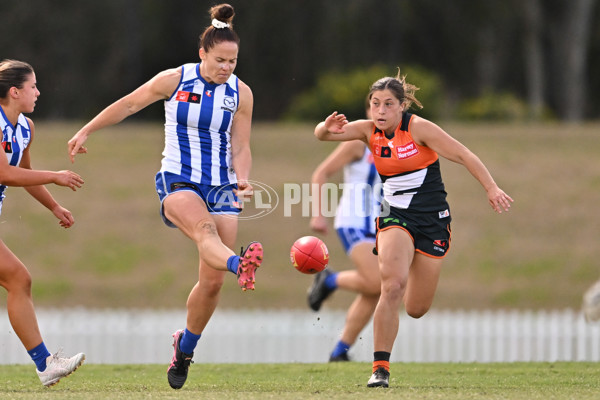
[0,106,31,215]
[161,63,239,186]
[333,147,381,235]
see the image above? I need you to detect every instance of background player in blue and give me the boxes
[67,4,263,389]
[307,105,381,362]
[0,59,85,387]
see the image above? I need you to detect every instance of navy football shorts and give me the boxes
[336,227,376,254]
[155,171,241,228]
[376,204,451,258]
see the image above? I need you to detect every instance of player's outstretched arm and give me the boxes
[68,68,181,163]
[314,112,370,143]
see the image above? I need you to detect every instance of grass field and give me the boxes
[0,121,599,311]
[1,362,599,399]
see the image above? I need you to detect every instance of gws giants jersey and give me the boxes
[162,63,239,186]
[333,147,381,234]
[368,112,449,213]
[0,106,31,214]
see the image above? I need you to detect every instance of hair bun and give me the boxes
[210,3,235,25]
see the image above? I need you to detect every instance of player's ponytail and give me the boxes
[396,69,422,110]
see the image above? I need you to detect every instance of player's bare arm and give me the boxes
[68,68,182,162]
[315,112,370,144]
[412,116,513,213]
[231,80,254,199]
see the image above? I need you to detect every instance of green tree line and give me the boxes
[1,0,598,121]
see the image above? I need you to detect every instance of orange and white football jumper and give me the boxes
[369,112,451,258]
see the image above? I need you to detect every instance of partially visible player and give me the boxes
[583,279,600,322]
[67,4,263,390]
[0,59,85,387]
[307,103,381,362]
[314,70,513,388]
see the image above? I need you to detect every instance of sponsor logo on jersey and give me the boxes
[176,91,201,103]
[221,96,236,113]
[221,96,235,114]
[205,90,213,97]
[433,239,448,253]
[396,141,419,159]
[223,96,236,107]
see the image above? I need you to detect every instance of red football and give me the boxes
[290,236,329,274]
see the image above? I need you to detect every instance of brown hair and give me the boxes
[199,3,240,51]
[0,59,34,99]
[368,69,422,110]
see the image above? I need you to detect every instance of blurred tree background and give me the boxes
[0,0,598,122]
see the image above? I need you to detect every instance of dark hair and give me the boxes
[0,59,34,99]
[368,69,422,110]
[199,3,240,51]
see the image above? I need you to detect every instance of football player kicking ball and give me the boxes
[68,5,263,390]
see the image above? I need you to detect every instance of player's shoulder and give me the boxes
[237,79,253,102]
[158,66,184,81]
[409,114,442,136]
[148,68,183,91]
[409,114,439,129]
[237,77,251,93]
[24,116,34,131]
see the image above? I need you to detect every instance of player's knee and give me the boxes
[193,218,219,243]
[196,274,225,299]
[198,282,223,301]
[381,277,406,301]
[405,303,430,319]
[5,264,32,294]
